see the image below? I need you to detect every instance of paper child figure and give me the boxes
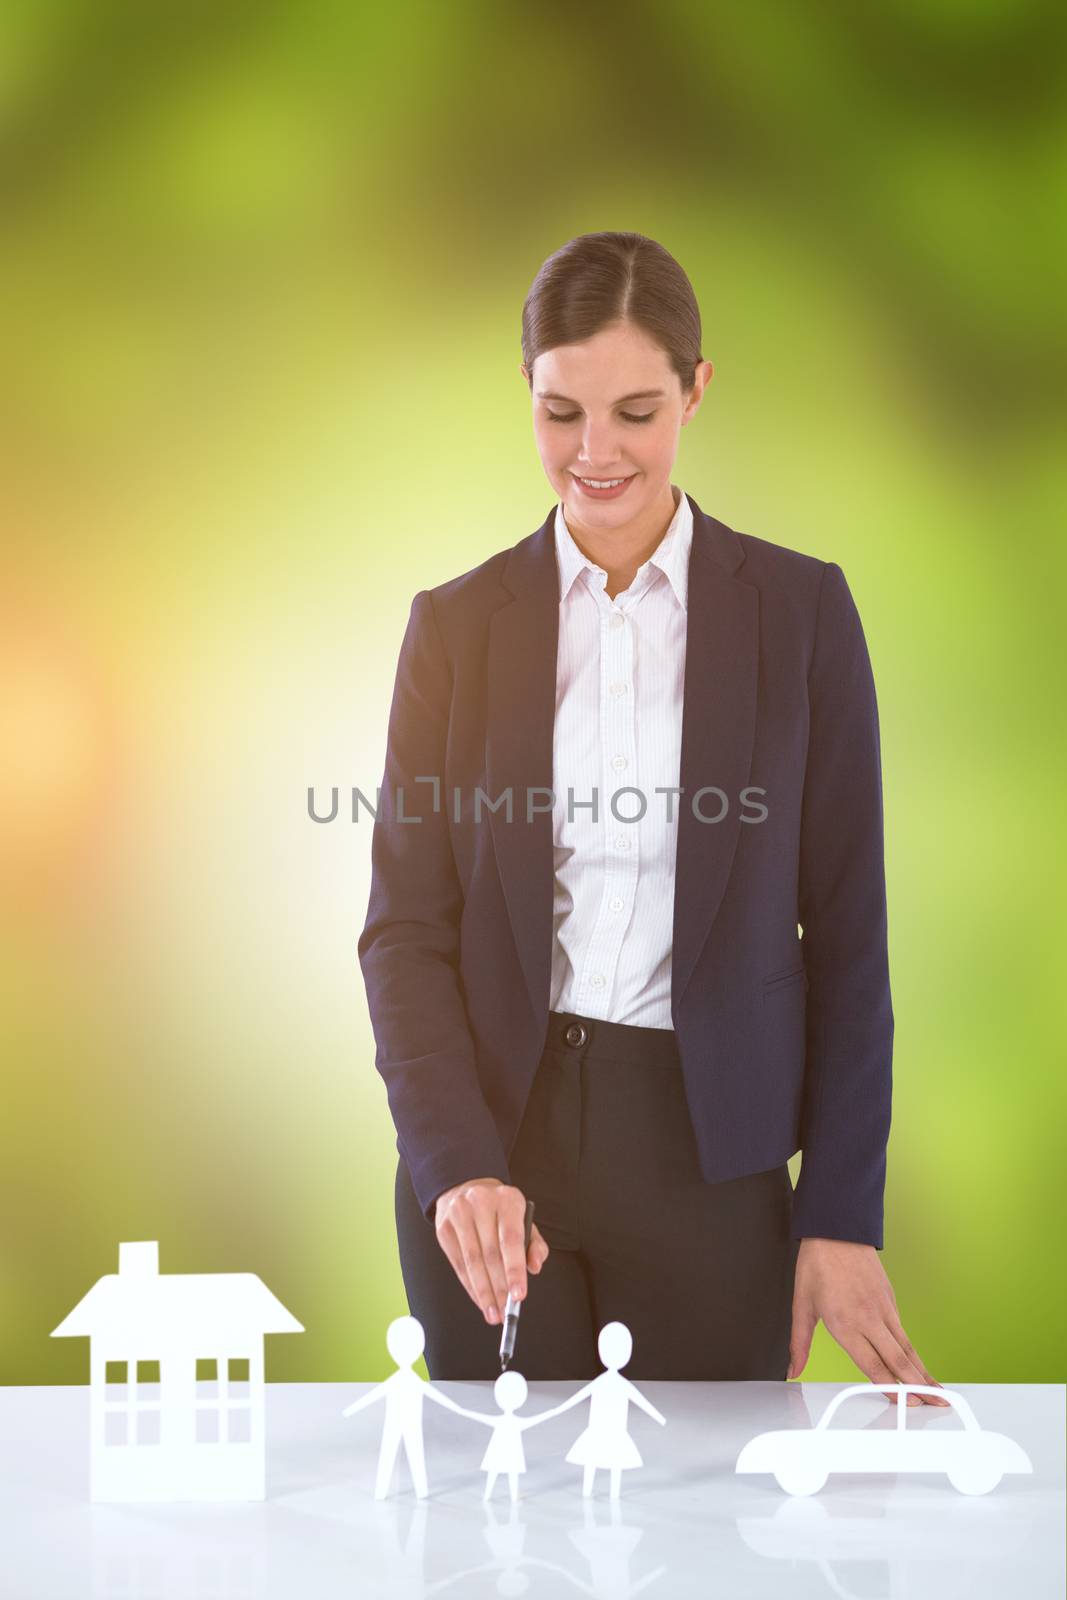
[561,1322,666,1498]
[454,1368,586,1501]
[340,1315,470,1499]
[423,1497,667,1597]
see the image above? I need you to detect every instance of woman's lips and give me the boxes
[570,472,636,501]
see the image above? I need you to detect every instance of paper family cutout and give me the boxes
[343,1317,667,1501]
[735,1382,1034,1496]
[51,1241,1033,1504]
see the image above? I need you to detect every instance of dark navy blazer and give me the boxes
[358,492,894,1248]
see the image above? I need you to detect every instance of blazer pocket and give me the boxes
[762,965,808,997]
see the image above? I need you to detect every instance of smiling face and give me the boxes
[521,318,710,536]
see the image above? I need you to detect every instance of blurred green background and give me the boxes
[3,1,1064,1385]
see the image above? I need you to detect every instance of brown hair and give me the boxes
[521,232,704,394]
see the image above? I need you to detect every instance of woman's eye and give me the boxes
[545,411,656,424]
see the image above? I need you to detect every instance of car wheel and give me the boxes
[775,1467,827,1496]
[947,1466,1002,1495]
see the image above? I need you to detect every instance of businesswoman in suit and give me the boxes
[360,231,945,1402]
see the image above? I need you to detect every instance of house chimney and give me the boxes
[119,1241,159,1277]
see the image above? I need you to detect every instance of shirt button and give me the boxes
[608,611,625,628]
[609,681,629,697]
[589,974,606,988]
[611,754,628,770]
[609,897,624,911]
[615,835,631,850]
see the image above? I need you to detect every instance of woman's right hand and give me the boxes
[433,1178,550,1325]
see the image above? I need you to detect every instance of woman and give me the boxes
[359,231,946,1403]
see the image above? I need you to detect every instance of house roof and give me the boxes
[51,1272,304,1344]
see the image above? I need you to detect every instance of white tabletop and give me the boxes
[2,1381,1063,1598]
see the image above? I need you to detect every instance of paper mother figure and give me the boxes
[560,1322,667,1498]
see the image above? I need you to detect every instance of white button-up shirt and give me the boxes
[549,484,693,1030]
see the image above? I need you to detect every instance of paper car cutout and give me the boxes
[735,1383,1033,1496]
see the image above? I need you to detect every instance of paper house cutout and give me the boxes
[50,1240,303,1502]
[735,1383,1033,1495]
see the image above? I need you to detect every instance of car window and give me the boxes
[817,1385,975,1431]
[816,1386,881,1428]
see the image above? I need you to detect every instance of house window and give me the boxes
[105,1359,128,1402]
[102,1357,162,1447]
[104,1410,128,1447]
[196,1357,218,1399]
[136,1408,161,1445]
[137,1359,161,1401]
[194,1355,253,1445]
[195,1407,220,1444]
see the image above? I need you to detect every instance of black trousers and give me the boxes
[395,1009,800,1380]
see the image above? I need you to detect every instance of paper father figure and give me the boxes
[340,1315,470,1498]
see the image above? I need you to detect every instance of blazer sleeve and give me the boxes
[358,588,512,1221]
[790,562,894,1249]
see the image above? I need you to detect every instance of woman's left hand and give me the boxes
[788,1238,950,1406]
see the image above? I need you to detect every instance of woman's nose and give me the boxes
[577,422,625,467]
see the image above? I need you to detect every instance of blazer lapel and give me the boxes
[485,495,758,1029]
[670,496,759,1016]
[486,510,560,1026]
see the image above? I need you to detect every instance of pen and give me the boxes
[499,1198,535,1371]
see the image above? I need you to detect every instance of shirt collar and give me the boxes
[554,485,693,611]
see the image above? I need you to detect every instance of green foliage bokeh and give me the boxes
[2,1,1064,1384]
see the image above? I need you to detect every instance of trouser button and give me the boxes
[564,1022,588,1048]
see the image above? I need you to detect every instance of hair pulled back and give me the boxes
[521,232,704,394]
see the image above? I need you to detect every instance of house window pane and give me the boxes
[136,1359,161,1402]
[135,1409,161,1446]
[195,1409,219,1444]
[229,1407,251,1444]
[104,1360,128,1402]
[228,1357,250,1400]
[196,1357,218,1400]
[104,1411,128,1447]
